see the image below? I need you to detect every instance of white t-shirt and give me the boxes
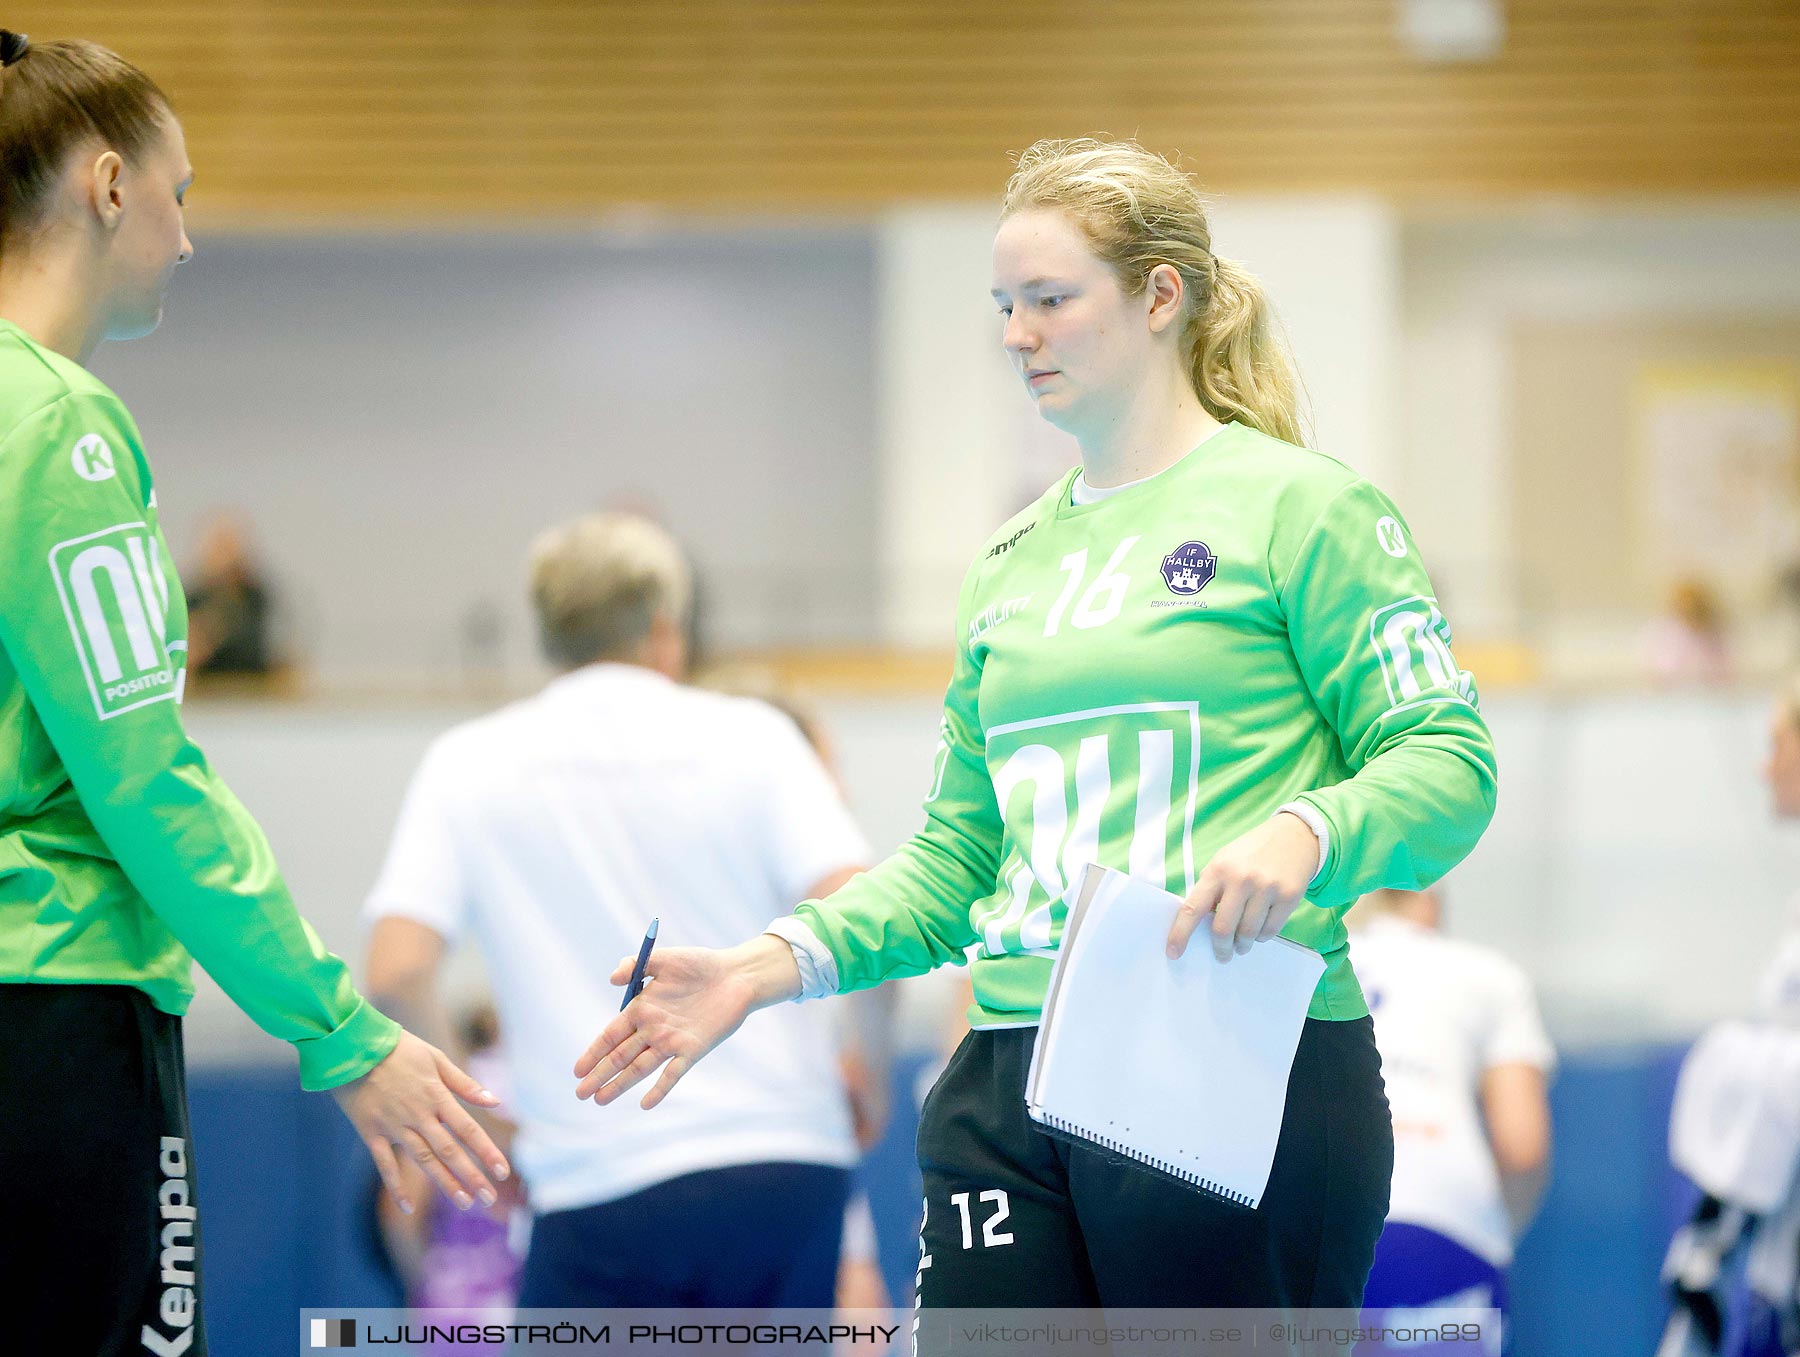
[1756,897,1800,1027]
[363,664,870,1212]
[1350,914,1557,1266]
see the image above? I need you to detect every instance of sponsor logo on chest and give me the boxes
[969,595,1033,645]
[985,522,1036,559]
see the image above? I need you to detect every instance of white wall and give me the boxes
[177,689,1799,1070]
[1400,201,1800,647]
[1210,195,1403,485]
[89,230,880,679]
[875,208,1034,646]
[1451,691,1800,1042]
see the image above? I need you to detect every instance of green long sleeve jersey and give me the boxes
[0,320,399,1090]
[793,422,1498,1024]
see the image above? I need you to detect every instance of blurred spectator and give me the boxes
[363,511,869,1308]
[834,1188,891,1317]
[1350,885,1555,1333]
[1647,578,1734,686]
[1656,684,1800,1357]
[604,491,713,668]
[184,512,277,677]
[372,1002,524,1347]
[701,669,897,1314]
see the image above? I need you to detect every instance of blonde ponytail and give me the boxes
[1002,138,1310,448]
[1192,254,1306,447]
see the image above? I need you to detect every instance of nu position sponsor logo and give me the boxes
[50,522,187,719]
[1368,595,1475,708]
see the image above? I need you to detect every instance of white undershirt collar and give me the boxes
[1069,423,1235,506]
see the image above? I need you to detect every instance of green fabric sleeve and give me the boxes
[791,561,1001,992]
[0,393,400,1090]
[1276,479,1499,911]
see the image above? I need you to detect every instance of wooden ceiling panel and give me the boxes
[6,1,1796,221]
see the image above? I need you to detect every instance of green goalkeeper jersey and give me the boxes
[793,422,1498,1024]
[0,319,398,1090]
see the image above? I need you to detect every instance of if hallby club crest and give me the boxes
[1160,541,1217,596]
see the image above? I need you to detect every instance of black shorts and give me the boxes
[913,1018,1393,1309]
[0,983,208,1357]
[517,1162,852,1307]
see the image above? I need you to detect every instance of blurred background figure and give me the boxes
[606,492,715,671]
[700,669,898,1315]
[833,1180,892,1317]
[1647,579,1735,687]
[1351,885,1554,1340]
[1774,563,1800,669]
[363,512,871,1309]
[1655,685,1800,1357]
[184,510,278,679]
[371,1001,525,1350]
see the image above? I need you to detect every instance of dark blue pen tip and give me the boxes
[646,918,659,940]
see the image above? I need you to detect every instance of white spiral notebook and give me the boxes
[1024,863,1326,1209]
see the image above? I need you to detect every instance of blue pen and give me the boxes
[621,918,659,1010]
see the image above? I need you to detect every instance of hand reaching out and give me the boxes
[573,935,803,1110]
[333,1030,510,1215]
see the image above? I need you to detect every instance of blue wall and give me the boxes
[1507,1044,1694,1355]
[189,1071,403,1354]
[191,1045,1700,1353]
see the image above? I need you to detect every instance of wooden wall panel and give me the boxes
[1512,319,1800,616]
[8,1,1799,222]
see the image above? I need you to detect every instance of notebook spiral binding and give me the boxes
[1037,1113,1256,1209]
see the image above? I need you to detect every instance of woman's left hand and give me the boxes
[1166,812,1319,962]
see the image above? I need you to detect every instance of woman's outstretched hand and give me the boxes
[334,1030,510,1216]
[573,935,803,1110]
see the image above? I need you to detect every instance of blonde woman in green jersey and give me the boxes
[576,140,1498,1311]
[0,31,508,1354]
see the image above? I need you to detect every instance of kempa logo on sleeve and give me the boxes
[1375,516,1408,558]
[71,432,118,481]
[49,521,188,720]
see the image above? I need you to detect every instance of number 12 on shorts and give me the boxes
[950,1189,1014,1249]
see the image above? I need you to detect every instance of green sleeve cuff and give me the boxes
[294,998,403,1092]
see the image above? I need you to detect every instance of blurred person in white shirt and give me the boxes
[363,512,870,1307]
[702,673,899,1315]
[1656,687,1800,1357]
[1350,884,1554,1330]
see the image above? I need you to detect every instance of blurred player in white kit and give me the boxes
[1351,884,1554,1333]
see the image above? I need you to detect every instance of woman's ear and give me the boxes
[85,148,127,228]
[1145,262,1185,334]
